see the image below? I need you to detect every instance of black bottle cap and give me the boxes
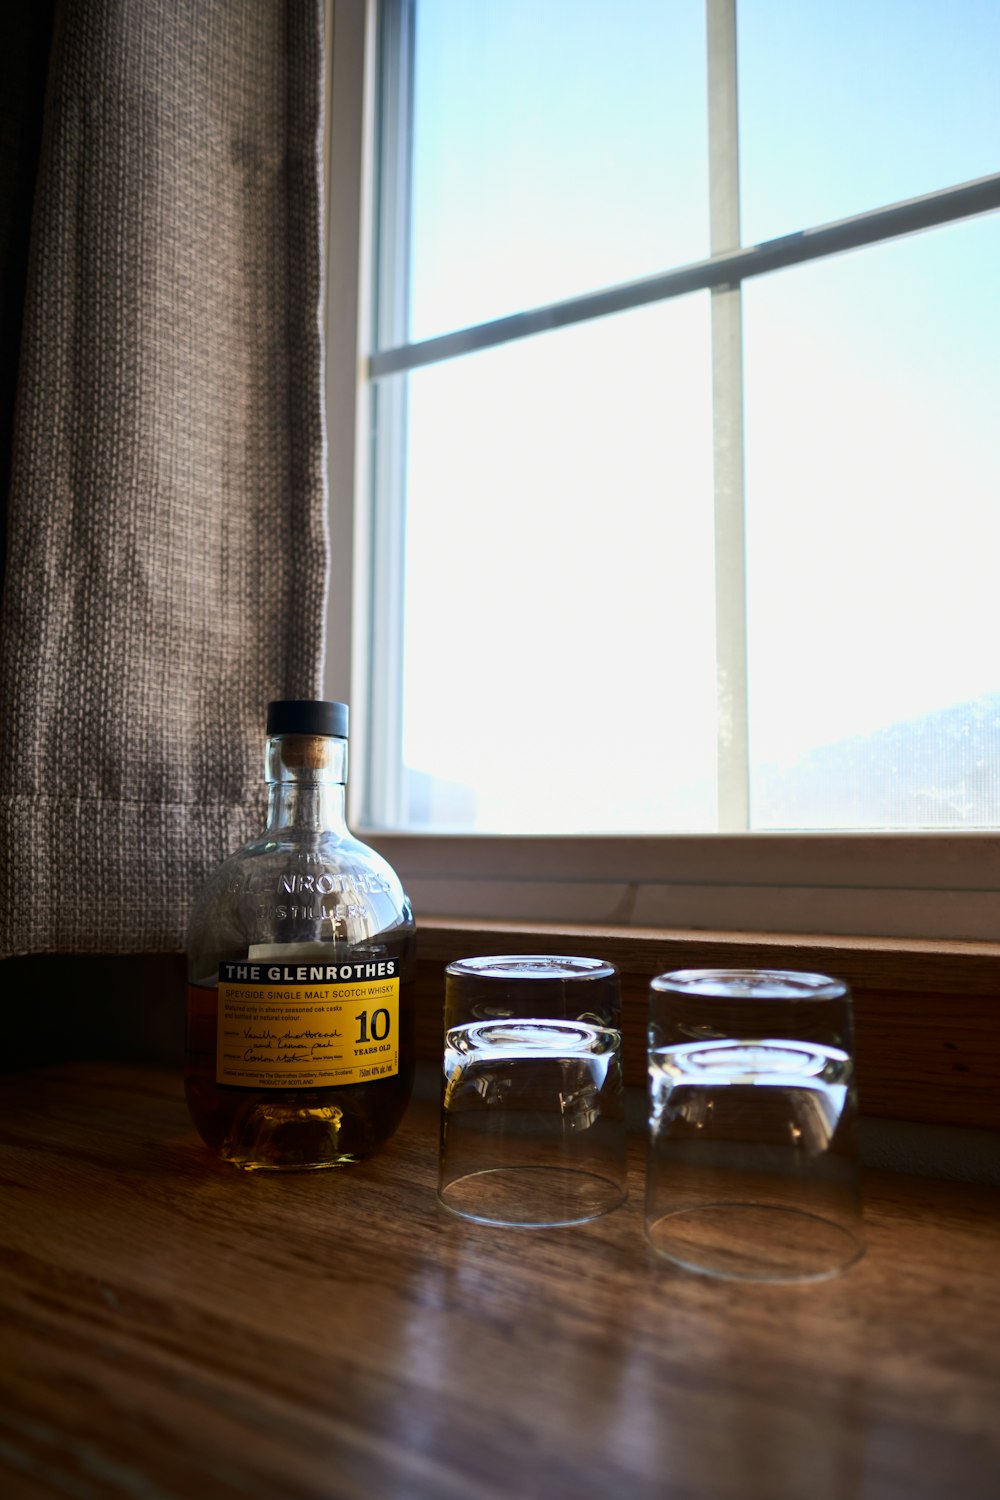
[266,700,349,738]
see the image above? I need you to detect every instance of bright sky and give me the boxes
[383,0,1000,833]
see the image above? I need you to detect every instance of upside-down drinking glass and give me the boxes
[644,968,865,1282]
[438,954,628,1228]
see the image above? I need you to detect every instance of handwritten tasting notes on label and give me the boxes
[215,960,400,1088]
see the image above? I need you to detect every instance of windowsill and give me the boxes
[411,915,1000,1136]
[2,917,996,1172]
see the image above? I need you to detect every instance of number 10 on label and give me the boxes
[355,1007,392,1043]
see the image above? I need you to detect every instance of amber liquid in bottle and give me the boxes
[185,931,416,1169]
[184,702,416,1170]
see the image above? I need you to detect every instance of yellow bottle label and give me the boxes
[214,958,400,1088]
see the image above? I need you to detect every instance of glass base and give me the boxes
[646,1201,865,1283]
[439,1165,627,1228]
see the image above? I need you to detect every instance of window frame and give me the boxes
[321,0,1000,944]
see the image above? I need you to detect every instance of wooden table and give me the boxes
[1,1062,998,1500]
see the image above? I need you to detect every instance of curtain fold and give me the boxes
[0,0,329,958]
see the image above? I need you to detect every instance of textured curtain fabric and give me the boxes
[0,0,329,958]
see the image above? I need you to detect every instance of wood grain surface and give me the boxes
[1,1061,998,1500]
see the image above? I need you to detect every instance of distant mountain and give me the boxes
[752,694,1000,829]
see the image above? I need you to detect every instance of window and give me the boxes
[323,0,1000,940]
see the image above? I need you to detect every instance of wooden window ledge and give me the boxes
[414,918,1000,1133]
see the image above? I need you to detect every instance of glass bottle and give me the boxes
[184,699,416,1169]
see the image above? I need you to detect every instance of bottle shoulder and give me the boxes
[220,831,407,891]
[185,827,414,980]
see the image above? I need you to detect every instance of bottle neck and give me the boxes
[264,733,348,834]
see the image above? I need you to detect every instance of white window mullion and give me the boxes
[324,0,377,821]
[365,0,415,828]
[706,0,749,832]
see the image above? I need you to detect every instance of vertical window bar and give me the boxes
[706,0,750,831]
[366,0,415,826]
[324,0,374,814]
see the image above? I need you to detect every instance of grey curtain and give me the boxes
[0,0,329,958]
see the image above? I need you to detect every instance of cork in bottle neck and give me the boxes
[265,732,347,785]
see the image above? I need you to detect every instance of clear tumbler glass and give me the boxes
[438,954,628,1227]
[644,968,865,1282]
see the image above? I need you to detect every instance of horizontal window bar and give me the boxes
[360,830,1000,892]
[368,172,1000,377]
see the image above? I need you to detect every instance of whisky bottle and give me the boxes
[184,700,416,1169]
